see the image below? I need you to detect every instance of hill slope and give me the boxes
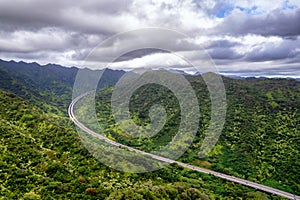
[95,74,300,195]
[0,89,275,199]
[0,59,299,198]
[0,59,125,113]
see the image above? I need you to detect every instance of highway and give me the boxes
[68,92,300,200]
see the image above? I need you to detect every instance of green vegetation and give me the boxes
[0,60,299,199]
[0,59,124,115]
[95,75,300,196]
[0,90,275,199]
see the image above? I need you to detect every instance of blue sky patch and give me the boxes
[236,6,259,15]
[282,0,297,10]
[216,6,234,18]
[216,5,260,18]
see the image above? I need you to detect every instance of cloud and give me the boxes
[220,62,300,78]
[244,37,300,62]
[109,52,188,69]
[0,0,299,76]
[0,0,135,34]
[216,8,300,37]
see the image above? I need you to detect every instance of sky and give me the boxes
[0,0,299,77]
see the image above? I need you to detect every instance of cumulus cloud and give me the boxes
[216,8,300,37]
[0,0,299,76]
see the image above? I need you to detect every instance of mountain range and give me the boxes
[0,59,299,199]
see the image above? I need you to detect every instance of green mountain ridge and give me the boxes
[0,59,125,114]
[0,59,299,199]
[0,90,274,199]
[94,74,300,195]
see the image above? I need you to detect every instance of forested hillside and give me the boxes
[95,74,300,196]
[0,60,299,199]
[0,90,276,199]
[0,59,124,114]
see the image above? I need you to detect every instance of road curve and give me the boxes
[69,92,300,200]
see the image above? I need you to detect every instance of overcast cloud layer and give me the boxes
[0,0,299,77]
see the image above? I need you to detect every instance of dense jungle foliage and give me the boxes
[0,60,299,199]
